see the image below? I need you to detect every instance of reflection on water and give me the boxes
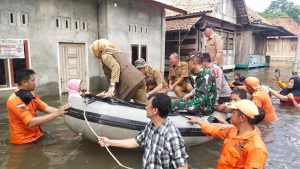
[0,61,300,169]
[7,143,49,169]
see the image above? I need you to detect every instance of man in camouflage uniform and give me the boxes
[202,52,232,104]
[171,51,217,116]
[168,52,193,99]
[201,23,224,68]
[134,58,168,96]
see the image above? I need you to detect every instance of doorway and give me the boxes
[59,43,86,94]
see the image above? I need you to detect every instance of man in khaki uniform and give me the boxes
[201,23,224,68]
[135,58,168,96]
[168,53,193,99]
[90,39,147,104]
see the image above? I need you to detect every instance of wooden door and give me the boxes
[59,43,85,94]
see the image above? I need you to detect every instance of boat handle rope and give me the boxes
[82,99,134,169]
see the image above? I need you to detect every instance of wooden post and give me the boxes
[196,28,199,51]
[292,30,300,75]
[178,30,181,56]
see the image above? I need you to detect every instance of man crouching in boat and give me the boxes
[171,51,217,116]
[134,58,168,96]
[98,93,189,169]
[90,39,147,104]
[6,69,70,144]
[188,100,267,168]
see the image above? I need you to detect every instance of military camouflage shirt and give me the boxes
[171,67,217,115]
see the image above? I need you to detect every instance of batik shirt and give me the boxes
[136,118,188,169]
[171,67,217,115]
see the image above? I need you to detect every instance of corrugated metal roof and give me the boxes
[166,17,201,31]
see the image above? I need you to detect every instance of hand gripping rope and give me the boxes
[82,99,134,169]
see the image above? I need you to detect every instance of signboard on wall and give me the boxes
[0,39,24,59]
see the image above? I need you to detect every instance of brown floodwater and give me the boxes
[0,61,300,169]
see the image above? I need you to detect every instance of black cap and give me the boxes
[200,23,215,31]
[202,52,210,59]
[186,51,202,61]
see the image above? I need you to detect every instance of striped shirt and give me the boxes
[136,118,188,169]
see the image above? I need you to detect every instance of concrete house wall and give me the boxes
[0,0,99,101]
[99,0,165,72]
[0,0,167,102]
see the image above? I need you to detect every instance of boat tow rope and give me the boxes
[82,99,134,169]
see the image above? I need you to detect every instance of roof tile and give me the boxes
[166,17,201,31]
[266,17,300,35]
[166,0,219,17]
[247,8,272,25]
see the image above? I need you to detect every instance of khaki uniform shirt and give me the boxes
[168,62,189,85]
[205,33,224,67]
[101,52,121,85]
[145,66,168,92]
[100,50,146,100]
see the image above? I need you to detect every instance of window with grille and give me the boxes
[131,44,139,64]
[141,45,147,61]
[0,40,30,89]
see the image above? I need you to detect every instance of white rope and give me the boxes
[83,100,134,169]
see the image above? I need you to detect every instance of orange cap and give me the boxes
[245,76,260,90]
[226,100,259,119]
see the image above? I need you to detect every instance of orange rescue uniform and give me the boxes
[7,93,48,144]
[251,89,278,123]
[201,122,268,169]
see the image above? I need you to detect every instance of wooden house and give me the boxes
[235,8,293,69]
[165,0,250,71]
[266,17,300,62]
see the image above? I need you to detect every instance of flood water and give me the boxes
[1,61,300,169]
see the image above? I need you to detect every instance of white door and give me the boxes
[59,43,86,94]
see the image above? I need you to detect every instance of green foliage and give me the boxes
[260,12,288,18]
[260,0,300,23]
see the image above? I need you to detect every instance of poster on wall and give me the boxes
[0,39,24,59]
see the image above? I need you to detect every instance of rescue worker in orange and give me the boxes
[244,76,278,123]
[188,100,267,169]
[90,39,147,104]
[200,23,224,68]
[134,58,168,96]
[6,69,70,144]
[168,52,193,99]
